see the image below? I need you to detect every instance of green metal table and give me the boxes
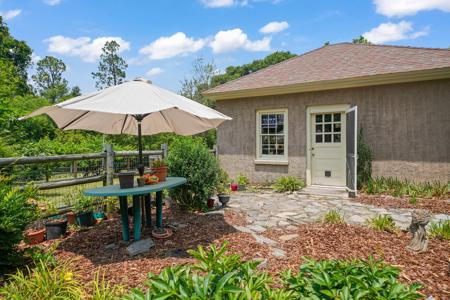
[84,177,186,241]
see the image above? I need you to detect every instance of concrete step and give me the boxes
[300,185,349,199]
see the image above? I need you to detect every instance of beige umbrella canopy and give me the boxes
[21,77,231,175]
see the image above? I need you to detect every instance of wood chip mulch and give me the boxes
[263,223,450,299]
[352,194,450,215]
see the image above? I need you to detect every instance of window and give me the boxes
[257,109,288,160]
[314,113,342,144]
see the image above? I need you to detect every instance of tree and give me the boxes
[180,57,217,107]
[91,40,127,89]
[352,35,372,45]
[32,56,69,103]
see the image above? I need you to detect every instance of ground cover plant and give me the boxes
[428,220,450,240]
[365,215,398,233]
[322,210,345,224]
[273,176,305,192]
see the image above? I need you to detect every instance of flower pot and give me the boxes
[151,166,167,182]
[76,211,95,227]
[93,212,106,223]
[118,172,135,189]
[66,211,76,225]
[137,177,146,187]
[45,219,68,240]
[25,228,45,245]
[207,198,215,208]
[230,183,238,191]
[237,184,246,191]
[218,194,230,207]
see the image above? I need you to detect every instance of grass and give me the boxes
[428,220,450,240]
[322,210,345,224]
[363,177,449,199]
[365,215,398,233]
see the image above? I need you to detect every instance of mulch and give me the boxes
[264,224,450,299]
[352,193,450,215]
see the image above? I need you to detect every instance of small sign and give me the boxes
[325,171,331,177]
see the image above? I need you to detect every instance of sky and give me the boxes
[1,0,450,94]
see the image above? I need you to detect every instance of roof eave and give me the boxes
[204,67,450,100]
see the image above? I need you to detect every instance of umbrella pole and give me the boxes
[135,115,144,176]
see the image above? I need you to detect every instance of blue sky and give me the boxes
[1,0,450,93]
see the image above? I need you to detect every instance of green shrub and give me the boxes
[167,137,220,210]
[357,128,373,189]
[0,177,39,274]
[364,177,448,199]
[428,220,450,240]
[274,176,305,192]
[322,210,345,224]
[365,215,398,233]
[236,173,249,185]
[282,257,421,299]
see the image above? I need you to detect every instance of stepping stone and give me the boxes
[278,234,299,241]
[126,238,155,256]
[275,212,298,217]
[105,243,119,251]
[233,225,254,234]
[252,233,277,246]
[271,247,286,258]
[278,220,290,226]
[246,224,266,232]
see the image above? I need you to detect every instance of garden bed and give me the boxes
[353,193,450,215]
[263,223,450,299]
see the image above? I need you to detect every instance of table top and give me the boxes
[84,177,187,197]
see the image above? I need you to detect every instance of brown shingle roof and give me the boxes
[204,43,450,96]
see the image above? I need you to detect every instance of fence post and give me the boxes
[72,161,78,178]
[103,144,114,186]
[213,144,218,157]
[161,143,168,159]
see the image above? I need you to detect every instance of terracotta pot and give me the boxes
[66,211,76,225]
[207,198,215,208]
[230,183,238,191]
[151,166,168,182]
[25,228,45,245]
[152,228,173,239]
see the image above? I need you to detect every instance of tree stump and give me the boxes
[406,210,431,253]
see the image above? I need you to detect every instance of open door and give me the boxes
[346,106,357,197]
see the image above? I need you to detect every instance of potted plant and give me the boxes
[25,209,45,245]
[236,174,249,191]
[73,195,95,227]
[207,197,215,208]
[151,159,168,182]
[118,170,135,189]
[44,202,68,240]
[217,185,231,207]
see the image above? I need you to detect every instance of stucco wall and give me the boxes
[215,79,450,183]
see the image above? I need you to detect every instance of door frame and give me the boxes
[306,104,350,186]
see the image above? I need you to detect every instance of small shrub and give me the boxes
[274,176,305,192]
[408,194,418,205]
[322,210,345,224]
[236,173,249,185]
[365,214,398,233]
[428,220,450,240]
[167,137,220,210]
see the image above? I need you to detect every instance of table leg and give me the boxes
[156,191,163,229]
[133,195,141,241]
[119,196,129,242]
[144,194,152,228]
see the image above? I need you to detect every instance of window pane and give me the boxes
[276,136,284,145]
[324,134,332,143]
[324,114,332,122]
[315,114,322,123]
[324,124,332,132]
[315,135,323,143]
[261,114,268,125]
[315,124,322,133]
[269,126,276,134]
[269,136,276,144]
[333,123,341,132]
[276,125,284,134]
[269,145,276,154]
[277,145,284,155]
[262,146,269,155]
[262,135,269,145]
[277,114,284,124]
[262,125,268,134]
[333,134,341,143]
[268,114,276,125]
[333,113,341,122]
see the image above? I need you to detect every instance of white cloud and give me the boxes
[43,0,62,5]
[200,0,248,7]
[373,0,450,17]
[146,67,164,76]
[210,28,271,53]
[45,36,130,62]
[139,32,206,60]
[363,21,429,44]
[31,53,42,64]
[0,9,22,21]
[259,21,289,34]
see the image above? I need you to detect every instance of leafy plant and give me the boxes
[236,173,249,185]
[0,177,39,274]
[91,269,123,300]
[274,176,305,192]
[151,158,166,168]
[72,192,94,214]
[357,128,373,189]
[282,257,421,299]
[322,210,345,224]
[365,215,398,233]
[428,220,450,240]
[167,137,220,210]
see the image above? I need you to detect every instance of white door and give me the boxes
[311,111,346,186]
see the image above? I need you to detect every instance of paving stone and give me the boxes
[275,212,299,217]
[278,220,290,226]
[247,224,266,232]
[271,247,286,258]
[279,234,299,241]
[252,233,277,246]
[233,225,254,234]
[126,238,155,256]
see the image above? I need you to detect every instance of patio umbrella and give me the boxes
[21,77,231,176]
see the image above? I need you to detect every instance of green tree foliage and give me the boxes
[92,40,127,89]
[352,35,372,45]
[31,56,70,103]
[180,57,217,107]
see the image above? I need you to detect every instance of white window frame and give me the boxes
[255,109,288,164]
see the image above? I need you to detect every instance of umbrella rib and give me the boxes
[120,114,129,134]
[60,111,90,130]
[159,111,176,131]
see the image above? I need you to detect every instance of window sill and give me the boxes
[254,159,289,165]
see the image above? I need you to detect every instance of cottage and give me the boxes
[204,43,450,192]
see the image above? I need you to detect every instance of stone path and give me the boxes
[226,190,450,257]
